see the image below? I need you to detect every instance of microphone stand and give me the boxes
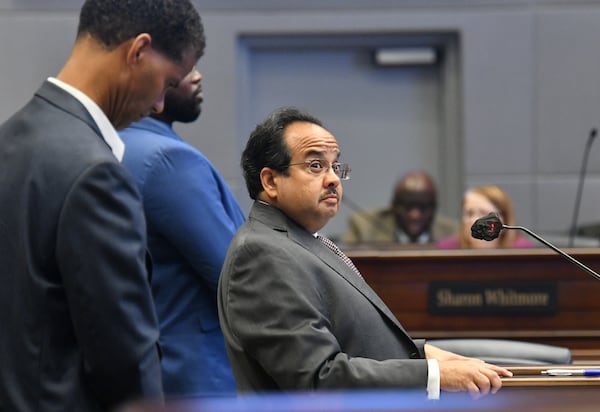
[568,128,597,247]
[503,224,600,281]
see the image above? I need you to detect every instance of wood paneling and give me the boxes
[347,248,600,350]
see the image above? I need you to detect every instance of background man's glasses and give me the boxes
[394,202,435,213]
[287,158,351,180]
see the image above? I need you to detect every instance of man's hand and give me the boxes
[438,358,512,399]
[425,343,513,399]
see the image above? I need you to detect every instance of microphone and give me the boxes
[471,212,600,281]
[568,128,597,247]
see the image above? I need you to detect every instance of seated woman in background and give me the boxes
[437,185,536,249]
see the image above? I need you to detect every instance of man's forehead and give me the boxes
[286,128,340,155]
[303,139,340,152]
[293,141,340,159]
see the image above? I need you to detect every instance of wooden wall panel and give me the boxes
[347,248,600,350]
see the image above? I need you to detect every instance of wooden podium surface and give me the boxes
[504,364,600,386]
[345,247,600,355]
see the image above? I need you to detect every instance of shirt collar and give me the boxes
[126,117,181,141]
[396,229,432,244]
[47,77,124,161]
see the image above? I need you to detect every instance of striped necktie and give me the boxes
[317,235,364,280]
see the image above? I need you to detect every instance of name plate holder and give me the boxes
[429,281,558,315]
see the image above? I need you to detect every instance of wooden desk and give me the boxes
[346,248,600,354]
[504,365,600,386]
[129,364,600,412]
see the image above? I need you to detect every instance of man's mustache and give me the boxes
[320,189,338,201]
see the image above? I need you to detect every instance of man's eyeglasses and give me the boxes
[287,158,351,180]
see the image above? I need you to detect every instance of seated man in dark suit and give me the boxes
[217,106,512,399]
[342,171,458,245]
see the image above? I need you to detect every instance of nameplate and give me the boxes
[428,281,557,315]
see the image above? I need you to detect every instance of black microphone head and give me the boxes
[471,212,504,241]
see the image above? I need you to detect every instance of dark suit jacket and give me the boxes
[0,81,162,411]
[218,201,428,392]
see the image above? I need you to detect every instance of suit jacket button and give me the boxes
[410,352,419,359]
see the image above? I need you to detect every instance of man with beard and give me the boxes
[120,63,245,397]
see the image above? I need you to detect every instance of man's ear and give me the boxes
[126,33,152,66]
[260,167,279,200]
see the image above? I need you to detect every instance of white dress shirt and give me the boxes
[47,77,124,161]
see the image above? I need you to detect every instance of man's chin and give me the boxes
[406,228,424,238]
[321,205,339,219]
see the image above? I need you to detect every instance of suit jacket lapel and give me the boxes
[250,202,409,333]
[299,229,409,334]
[35,81,103,139]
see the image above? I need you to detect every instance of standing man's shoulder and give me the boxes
[3,82,124,178]
[121,118,202,161]
[120,118,215,189]
[120,118,176,153]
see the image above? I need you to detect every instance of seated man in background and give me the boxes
[342,171,458,245]
[218,106,512,399]
[437,185,535,249]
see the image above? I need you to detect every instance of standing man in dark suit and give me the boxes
[0,1,205,411]
[218,107,512,398]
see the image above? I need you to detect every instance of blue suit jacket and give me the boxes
[120,118,245,396]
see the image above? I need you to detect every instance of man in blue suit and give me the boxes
[0,1,205,411]
[120,48,245,395]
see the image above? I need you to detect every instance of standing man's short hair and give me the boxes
[78,0,206,62]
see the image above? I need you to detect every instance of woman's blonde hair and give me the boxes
[459,185,517,248]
